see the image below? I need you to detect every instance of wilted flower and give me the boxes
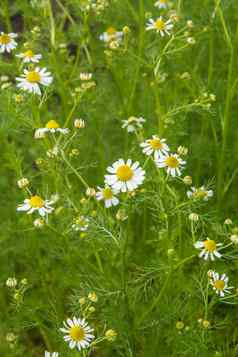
[17,177,29,189]
[6,277,17,288]
[74,118,85,129]
[16,50,42,63]
[121,116,145,133]
[100,27,123,44]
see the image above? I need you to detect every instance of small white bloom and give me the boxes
[100,27,123,43]
[60,317,94,351]
[45,352,59,357]
[34,120,69,138]
[80,73,92,81]
[17,195,54,217]
[0,32,17,53]
[154,0,169,9]
[96,186,119,208]
[121,116,145,133]
[209,271,233,297]
[17,177,29,189]
[16,67,53,95]
[194,238,222,261]
[105,159,145,193]
[146,17,173,36]
[140,135,169,159]
[155,153,186,177]
[72,216,89,232]
[230,235,238,244]
[16,50,42,63]
[6,277,17,288]
[187,186,213,201]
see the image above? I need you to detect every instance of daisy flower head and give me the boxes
[140,135,169,159]
[72,216,89,232]
[0,32,17,53]
[154,0,169,9]
[17,195,54,217]
[194,238,222,261]
[45,352,59,357]
[187,186,213,201]
[60,317,94,351]
[105,159,145,193]
[121,116,146,133]
[146,17,173,37]
[34,120,69,138]
[16,50,42,63]
[209,271,233,297]
[16,67,53,95]
[155,153,186,177]
[99,26,123,44]
[96,186,119,208]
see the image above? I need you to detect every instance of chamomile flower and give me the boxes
[194,238,222,261]
[187,186,213,201]
[16,50,42,63]
[155,153,186,177]
[154,0,169,9]
[16,67,53,95]
[140,135,169,159]
[60,317,94,351]
[17,195,54,217]
[0,32,17,53]
[209,271,233,297]
[34,120,69,138]
[146,17,173,36]
[96,186,119,208]
[99,27,123,43]
[105,159,145,192]
[45,352,59,357]
[72,216,89,232]
[121,116,146,133]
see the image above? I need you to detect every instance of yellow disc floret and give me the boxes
[46,120,59,129]
[116,165,133,181]
[0,34,11,45]
[69,326,85,342]
[24,50,34,58]
[103,187,113,200]
[155,19,165,31]
[106,27,116,35]
[165,156,179,168]
[26,70,41,83]
[214,280,225,291]
[149,138,163,150]
[29,195,44,208]
[203,239,216,252]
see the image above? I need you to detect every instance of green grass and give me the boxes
[1,0,238,356]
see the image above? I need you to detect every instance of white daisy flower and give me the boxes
[16,67,53,95]
[60,317,94,351]
[209,271,233,297]
[140,135,169,159]
[96,186,119,208]
[17,195,54,217]
[99,27,123,43]
[155,153,186,177]
[34,120,69,138]
[0,32,17,53]
[154,0,169,9]
[45,352,59,357]
[146,17,173,36]
[72,216,89,232]
[105,159,145,193]
[16,50,42,63]
[121,116,146,133]
[187,186,213,201]
[194,238,222,261]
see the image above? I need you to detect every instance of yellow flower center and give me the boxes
[214,279,225,291]
[107,27,116,35]
[69,326,85,342]
[24,50,34,58]
[116,165,133,181]
[46,120,59,129]
[0,34,11,45]
[165,156,179,168]
[29,195,44,208]
[194,190,208,199]
[155,19,165,31]
[26,70,41,83]
[160,0,167,3]
[103,187,113,200]
[149,138,163,150]
[203,239,217,252]
[128,116,137,123]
